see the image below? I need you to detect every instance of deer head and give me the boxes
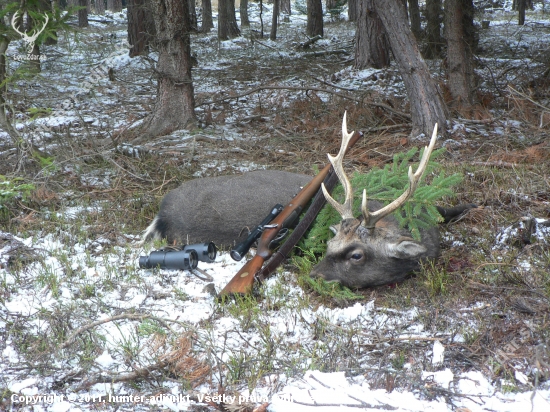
[310,115,440,288]
[11,10,49,54]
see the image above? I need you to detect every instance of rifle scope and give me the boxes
[230,204,284,261]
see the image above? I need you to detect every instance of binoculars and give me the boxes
[139,242,217,270]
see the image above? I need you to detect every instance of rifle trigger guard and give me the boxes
[268,228,289,249]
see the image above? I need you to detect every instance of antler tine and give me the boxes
[362,123,439,229]
[11,11,24,37]
[321,112,356,219]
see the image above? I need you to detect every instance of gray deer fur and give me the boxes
[142,170,312,247]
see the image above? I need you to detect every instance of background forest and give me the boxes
[1,0,550,411]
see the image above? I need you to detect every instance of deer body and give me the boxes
[143,170,312,247]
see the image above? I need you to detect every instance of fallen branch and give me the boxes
[299,34,322,49]
[75,361,167,391]
[305,49,349,57]
[197,85,411,120]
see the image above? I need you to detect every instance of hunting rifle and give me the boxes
[219,127,363,297]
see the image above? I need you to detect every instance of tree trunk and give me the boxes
[241,0,250,27]
[107,0,122,12]
[96,0,105,14]
[189,0,198,31]
[408,0,421,39]
[270,0,279,40]
[355,0,390,70]
[127,0,155,57]
[307,0,323,37]
[373,0,447,138]
[348,0,357,21]
[281,0,291,15]
[444,0,476,108]
[424,0,442,58]
[201,0,214,32]
[518,0,526,25]
[78,0,89,27]
[0,36,18,141]
[218,0,240,40]
[142,0,196,138]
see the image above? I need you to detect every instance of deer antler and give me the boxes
[361,123,438,229]
[321,112,356,219]
[11,11,49,53]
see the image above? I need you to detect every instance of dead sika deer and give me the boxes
[310,118,475,288]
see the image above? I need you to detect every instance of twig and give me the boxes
[60,313,152,349]
[305,49,349,57]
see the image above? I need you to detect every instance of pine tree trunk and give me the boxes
[201,0,214,32]
[373,0,447,138]
[518,0,526,25]
[424,0,442,58]
[189,0,198,31]
[241,0,250,27]
[307,0,323,37]
[348,0,357,21]
[281,0,291,15]
[270,0,279,40]
[96,0,105,14]
[107,0,122,12]
[78,0,89,27]
[127,0,155,57]
[218,0,240,40]
[142,0,196,138]
[444,0,476,107]
[354,0,390,70]
[408,0,421,39]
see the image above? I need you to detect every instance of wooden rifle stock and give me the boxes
[219,130,362,297]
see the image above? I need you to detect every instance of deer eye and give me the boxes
[349,252,364,261]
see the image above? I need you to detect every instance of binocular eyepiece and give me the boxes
[139,242,217,270]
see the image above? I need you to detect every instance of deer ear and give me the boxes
[388,238,427,259]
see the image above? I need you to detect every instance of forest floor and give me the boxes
[1,4,550,412]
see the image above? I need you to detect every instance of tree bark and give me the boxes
[354,0,390,70]
[218,0,240,40]
[373,0,447,138]
[424,0,442,58]
[348,0,358,21]
[201,0,214,32]
[241,0,250,27]
[444,0,476,108]
[127,0,155,57]
[270,0,279,40]
[78,0,89,27]
[408,0,421,40]
[307,0,323,37]
[141,0,196,138]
